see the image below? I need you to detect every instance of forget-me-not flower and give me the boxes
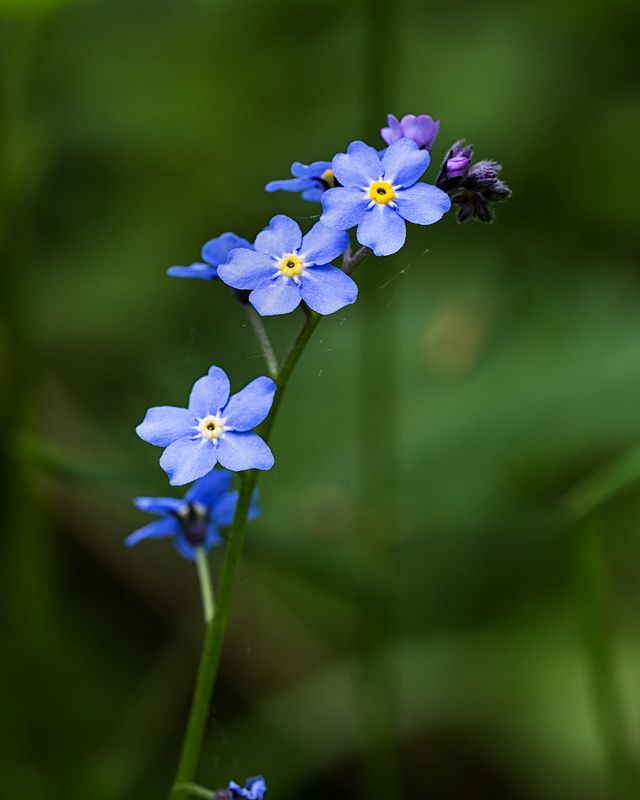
[218,215,354,317]
[125,470,259,560]
[227,776,267,800]
[381,113,440,151]
[136,366,276,484]
[167,232,252,280]
[320,139,451,256]
[265,160,337,202]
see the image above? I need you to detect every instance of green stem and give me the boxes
[169,248,372,797]
[195,548,214,624]
[171,471,257,798]
[173,783,213,799]
[245,304,279,379]
[574,514,636,799]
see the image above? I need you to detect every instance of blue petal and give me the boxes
[394,183,451,224]
[223,376,276,431]
[160,437,218,486]
[300,265,358,315]
[381,138,430,187]
[125,517,179,547]
[213,489,260,526]
[254,215,302,257]
[188,366,231,417]
[217,248,274,290]
[356,205,406,256]
[320,187,367,230]
[332,141,381,188]
[202,232,252,267]
[291,160,331,178]
[205,518,223,549]
[211,490,239,526]
[300,221,349,266]
[185,468,233,504]
[265,176,313,193]
[134,496,185,515]
[173,534,197,560]
[167,263,217,280]
[249,278,302,316]
[217,432,274,471]
[136,406,194,447]
[301,186,325,202]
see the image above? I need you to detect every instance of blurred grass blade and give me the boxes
[565,442,640,519]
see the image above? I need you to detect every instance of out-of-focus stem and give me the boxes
[194,548,215,624]
[245,304,279,378]
[574,514,636,800]
[358,0,399,797]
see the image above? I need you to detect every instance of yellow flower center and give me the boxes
[277,253,304,277]
[197,414,226,440]
[321,168,335,186]
[369,180,395,204]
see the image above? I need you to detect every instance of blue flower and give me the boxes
[265,160,336,202]
[167,232,252,281]
[136,366,276,485]
[125,470,260,560]
[217,215,355,317]
[320,138,451,256]
[227,776,267,800]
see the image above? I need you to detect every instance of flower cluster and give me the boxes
[436,139,512,223]
[131,112,511,553]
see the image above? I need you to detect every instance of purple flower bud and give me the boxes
[380,113,440,151]
[436,140,511,224]
[445,153,471,178]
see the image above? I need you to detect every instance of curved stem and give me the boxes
[195,548,214,624]
[245,304,278,378]
[170,246,372,798]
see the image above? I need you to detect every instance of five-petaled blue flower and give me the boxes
[227,776,267,800]
[265,160,337,202]
[125,470,259,560]
[320,138,451,256]
[167,232,252,281]
[218,215,355,317]
[136,366,276,485]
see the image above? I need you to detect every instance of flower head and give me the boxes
[381,113,440,151]
[136,366,276,485]
[265,160,337,202]
[436,140,512,223]
[125,470,259,560]
[320,139,451,256]
[218,215,355,317]
[167,232,252,281]
[227,776,267,800]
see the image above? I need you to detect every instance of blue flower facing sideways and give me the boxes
[126,470,260,560]
[168,232,252,280]
[320,138,451,256]
[226,776,267,800]
[218,215,356,317]
[265,160,337,202]
[136,366,276,485]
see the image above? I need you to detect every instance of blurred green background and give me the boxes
[1,0,640,798]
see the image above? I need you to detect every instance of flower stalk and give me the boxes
[194,548,215,624]
[169,246,372,797]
